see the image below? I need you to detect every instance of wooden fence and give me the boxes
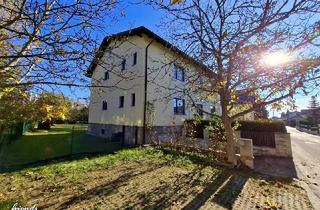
[240,131,276,148]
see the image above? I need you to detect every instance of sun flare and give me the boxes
[261,51,291,67]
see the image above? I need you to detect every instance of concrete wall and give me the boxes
[239,138,254,169]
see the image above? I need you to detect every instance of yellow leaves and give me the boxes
[160,0,184,5]
[264,199,278,209]
[34,40,41,48]
[35,93,71,122]
[221,30,228,40]
[35,57,41,63]
[59,50,66,56]
[170,0,184,5]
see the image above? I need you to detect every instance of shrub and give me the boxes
[235,120,287,133]
[37,119,51,130]
[184,119,210,138]
[184,119,226,142]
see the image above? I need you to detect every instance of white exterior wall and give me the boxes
[89,35,147,126]
[145,38,217,126]
[89,34,220,127]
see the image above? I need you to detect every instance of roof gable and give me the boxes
[85,26,210,77]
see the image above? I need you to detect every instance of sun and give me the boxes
[261,51,291,67]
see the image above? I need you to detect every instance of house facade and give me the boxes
[86,26,221,145]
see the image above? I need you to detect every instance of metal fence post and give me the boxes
[71,126,74,155]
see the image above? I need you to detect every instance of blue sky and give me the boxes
[63,2,317,116]
[60,3,163,103]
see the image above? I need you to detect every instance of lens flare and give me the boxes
[261,51,292,67]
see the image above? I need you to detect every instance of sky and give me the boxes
[62,2,318,117]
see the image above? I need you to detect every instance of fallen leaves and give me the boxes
[276,181,284,188]
[264,199,278,209]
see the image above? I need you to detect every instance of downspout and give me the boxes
[143,40,154,145]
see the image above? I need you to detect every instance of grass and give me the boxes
[0,124,314,209]
[0,124,121,168]
[0,147,313,210]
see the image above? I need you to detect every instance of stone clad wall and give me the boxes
[252,133,292,158]
[87,123,144,145]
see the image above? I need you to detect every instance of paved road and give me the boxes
[287,127,320,209]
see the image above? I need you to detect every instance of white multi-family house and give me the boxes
[86,26,221,145]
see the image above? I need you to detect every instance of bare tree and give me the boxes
[0,0,120,92]
[147,0,320,164]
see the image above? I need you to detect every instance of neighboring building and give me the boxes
[300,108,320,124]
[233,95,255,121]
[281,111,303,127]
[281,108,320,127]
[86,26,220,145]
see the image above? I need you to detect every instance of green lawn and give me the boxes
[0,124,121,169]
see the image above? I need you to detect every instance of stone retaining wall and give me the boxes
[87,123,143,145]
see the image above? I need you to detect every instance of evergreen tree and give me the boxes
[308,96,319,109]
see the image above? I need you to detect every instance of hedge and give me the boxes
[184,119,287,137]
[235,120,287,133]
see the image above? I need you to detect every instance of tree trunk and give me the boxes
[221,96,237,165]
[223,117,236,165]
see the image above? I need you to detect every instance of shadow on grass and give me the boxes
[52,166,248,210]
[53,162,169,210]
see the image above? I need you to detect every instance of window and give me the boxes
[104,71,109,80]
[131,93,135,106]
[121,59,126,71]
[173,64,185,81]
[102,100,107,110]
[133,52,137,66]
[101,129,105,135]
[119,96,124,108]
[173,98,185,115]
[196,104,203,117]
[210,106,216,114]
